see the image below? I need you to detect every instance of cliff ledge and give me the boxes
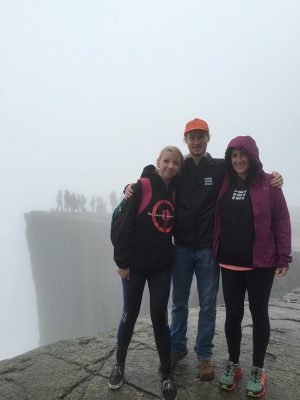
[1,289,300,399]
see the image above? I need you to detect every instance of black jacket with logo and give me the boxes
[174,154,225,249]
[114,165,176,273]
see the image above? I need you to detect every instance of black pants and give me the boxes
[221,267,275,368]
[116,268,172,377]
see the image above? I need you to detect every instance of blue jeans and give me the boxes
[170,246,220,360]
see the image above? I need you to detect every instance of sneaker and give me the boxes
[198,359,215,381]
[246,366,267,397]
[219,361,243,391]
[161,377,177,400]
[170,350,188,369]
[108,364,124,390]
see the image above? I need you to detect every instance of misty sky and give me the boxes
[1,0,300,360]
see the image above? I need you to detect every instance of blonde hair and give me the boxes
[157,146,184,169]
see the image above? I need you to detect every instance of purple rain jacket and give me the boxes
[212,135,292,268]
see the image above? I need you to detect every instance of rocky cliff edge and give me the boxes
[1,289,300,400]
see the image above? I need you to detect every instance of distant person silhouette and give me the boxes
[109,191,118,212]
[70,193,77,213]
[64,190,71,212]
[76,194,81,213]
[56,190,63,211]
[90,196,96,213]
[80,194,87,212]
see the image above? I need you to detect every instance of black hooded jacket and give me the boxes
[113,165,176,273]
[173,154,225,249]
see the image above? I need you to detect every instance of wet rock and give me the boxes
[1,290,299,399]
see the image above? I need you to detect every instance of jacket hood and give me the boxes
[140,164,158,179]
[225,135,263,174]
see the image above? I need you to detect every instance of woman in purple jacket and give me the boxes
[212,135,292,398]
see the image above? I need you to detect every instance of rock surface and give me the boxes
[1,289,300,400]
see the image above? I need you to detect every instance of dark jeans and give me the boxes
[116,268,172,376]
[221,267,275,368]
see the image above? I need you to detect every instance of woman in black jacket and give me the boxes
[108,146,183,400]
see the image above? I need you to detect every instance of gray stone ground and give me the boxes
[1,289,300,400]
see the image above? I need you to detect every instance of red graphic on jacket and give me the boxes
[150,200,174,233]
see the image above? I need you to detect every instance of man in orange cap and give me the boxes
[170,118,283,380]
[170,117,223,380]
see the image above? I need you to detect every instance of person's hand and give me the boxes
[275,267,288,277]
[124,184,134,199]
[270,171,283,188]
[117,267,130,280]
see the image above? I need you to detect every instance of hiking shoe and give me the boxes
[161,377,177,400]
[108,364,124,389]
[219,361,243,391]
[246,366,267,397]
[170,350,188,369]
[198,359,215,380]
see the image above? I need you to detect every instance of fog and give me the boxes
[1,0,300,361]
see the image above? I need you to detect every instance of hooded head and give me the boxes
[225,136,263,183]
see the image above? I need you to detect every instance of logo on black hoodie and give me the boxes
[148,200,174,233]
